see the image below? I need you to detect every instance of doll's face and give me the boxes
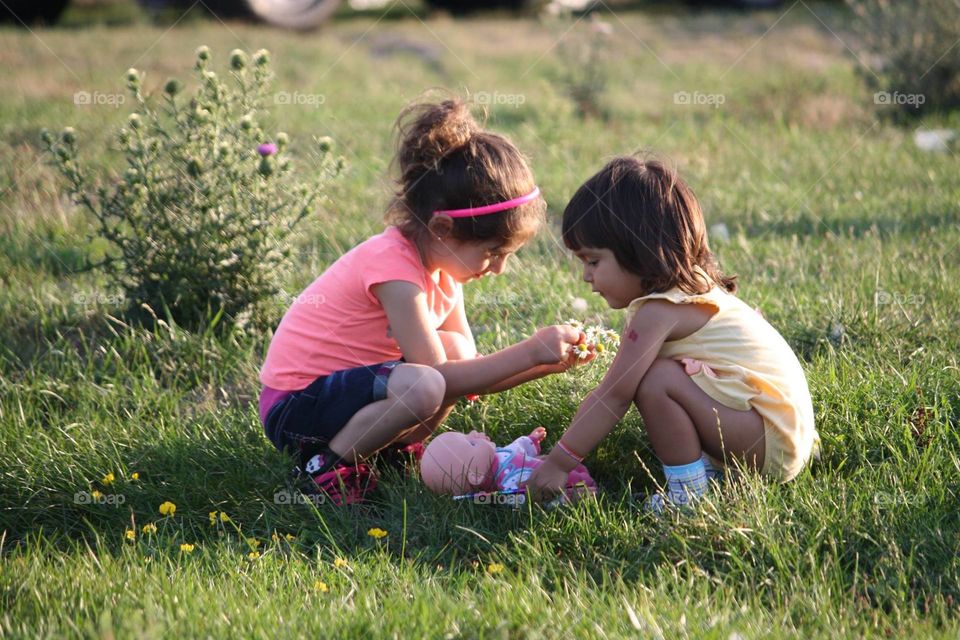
[420,431,496,494]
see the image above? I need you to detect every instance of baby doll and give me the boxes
[420,427,596,500]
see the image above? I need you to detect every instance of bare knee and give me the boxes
[388,364,446,421]
[437,330,477,361]
[635,359,682,406]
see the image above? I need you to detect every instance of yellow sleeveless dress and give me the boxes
[626,283,818,482]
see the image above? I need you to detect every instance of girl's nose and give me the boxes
[489,256,508,275]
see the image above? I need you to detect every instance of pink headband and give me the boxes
[432,187,541,218]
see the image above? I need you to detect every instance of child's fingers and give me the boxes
[557,324,583,344]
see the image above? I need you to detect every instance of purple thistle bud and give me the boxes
[257,142,278,157]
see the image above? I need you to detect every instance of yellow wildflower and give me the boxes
[272,532,280,542]
[285,534,295,542]
[102,472,115,486]
[334,558,348,568]
[91,490,103,500]
[486,563,504,575]
[247,538,261,549]
[209,511,218,525]
[130,472,140,481]
[180,543,195,553]
[248,551,260,560]
[314,580,329,593]
[124,528,135,541]
[367,528,388,539]
[219,512,231,523]
[159,501,176,517]
[141,523,157,535]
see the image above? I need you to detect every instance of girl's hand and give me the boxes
[525,457,570,503]
[529,325,583,367]
[537,335,597,375]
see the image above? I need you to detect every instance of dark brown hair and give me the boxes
[562,156,736,295]
[386,98,545,246]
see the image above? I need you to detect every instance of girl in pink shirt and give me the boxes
[259,98,585,504]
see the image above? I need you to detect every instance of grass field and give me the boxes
[2,2,959,637]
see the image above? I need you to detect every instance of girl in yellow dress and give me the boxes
[527,156,818,512]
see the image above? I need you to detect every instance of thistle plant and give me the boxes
[552,13,614,119]
[42,47,342,331]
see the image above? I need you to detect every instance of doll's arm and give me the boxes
[503,435,540,458]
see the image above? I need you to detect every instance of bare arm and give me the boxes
[373,281,580,400]
[525,302,678,500]
[552,302,676,466]
[437,293,477,358]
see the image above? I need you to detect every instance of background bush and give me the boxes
[42,46,342,332]
[848,0,960,119]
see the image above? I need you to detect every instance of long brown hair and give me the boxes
[386,97,545,246]
[562,156,736,295]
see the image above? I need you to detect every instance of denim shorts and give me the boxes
[263,360,403,463]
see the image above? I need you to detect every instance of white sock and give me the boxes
[646,458,709,514]
[701,453,725,483]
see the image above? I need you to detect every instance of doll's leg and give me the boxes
[634,358,765,469]
[394,329,476,445]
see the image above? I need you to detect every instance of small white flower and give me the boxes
[710,223,730,242]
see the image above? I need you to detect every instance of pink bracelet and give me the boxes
[555,440,585,464]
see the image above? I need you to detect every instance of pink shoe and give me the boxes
[307,460,377,506]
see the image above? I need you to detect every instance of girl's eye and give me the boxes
[587,260,598,267]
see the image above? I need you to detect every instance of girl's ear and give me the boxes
[427,214,454,239]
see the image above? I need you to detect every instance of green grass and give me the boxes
[2,3,960,637]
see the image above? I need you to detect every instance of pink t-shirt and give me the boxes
[260,226,462,391]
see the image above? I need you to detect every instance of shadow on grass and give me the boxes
[740,207,960,240]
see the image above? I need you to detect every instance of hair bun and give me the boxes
[395,99,478,174]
